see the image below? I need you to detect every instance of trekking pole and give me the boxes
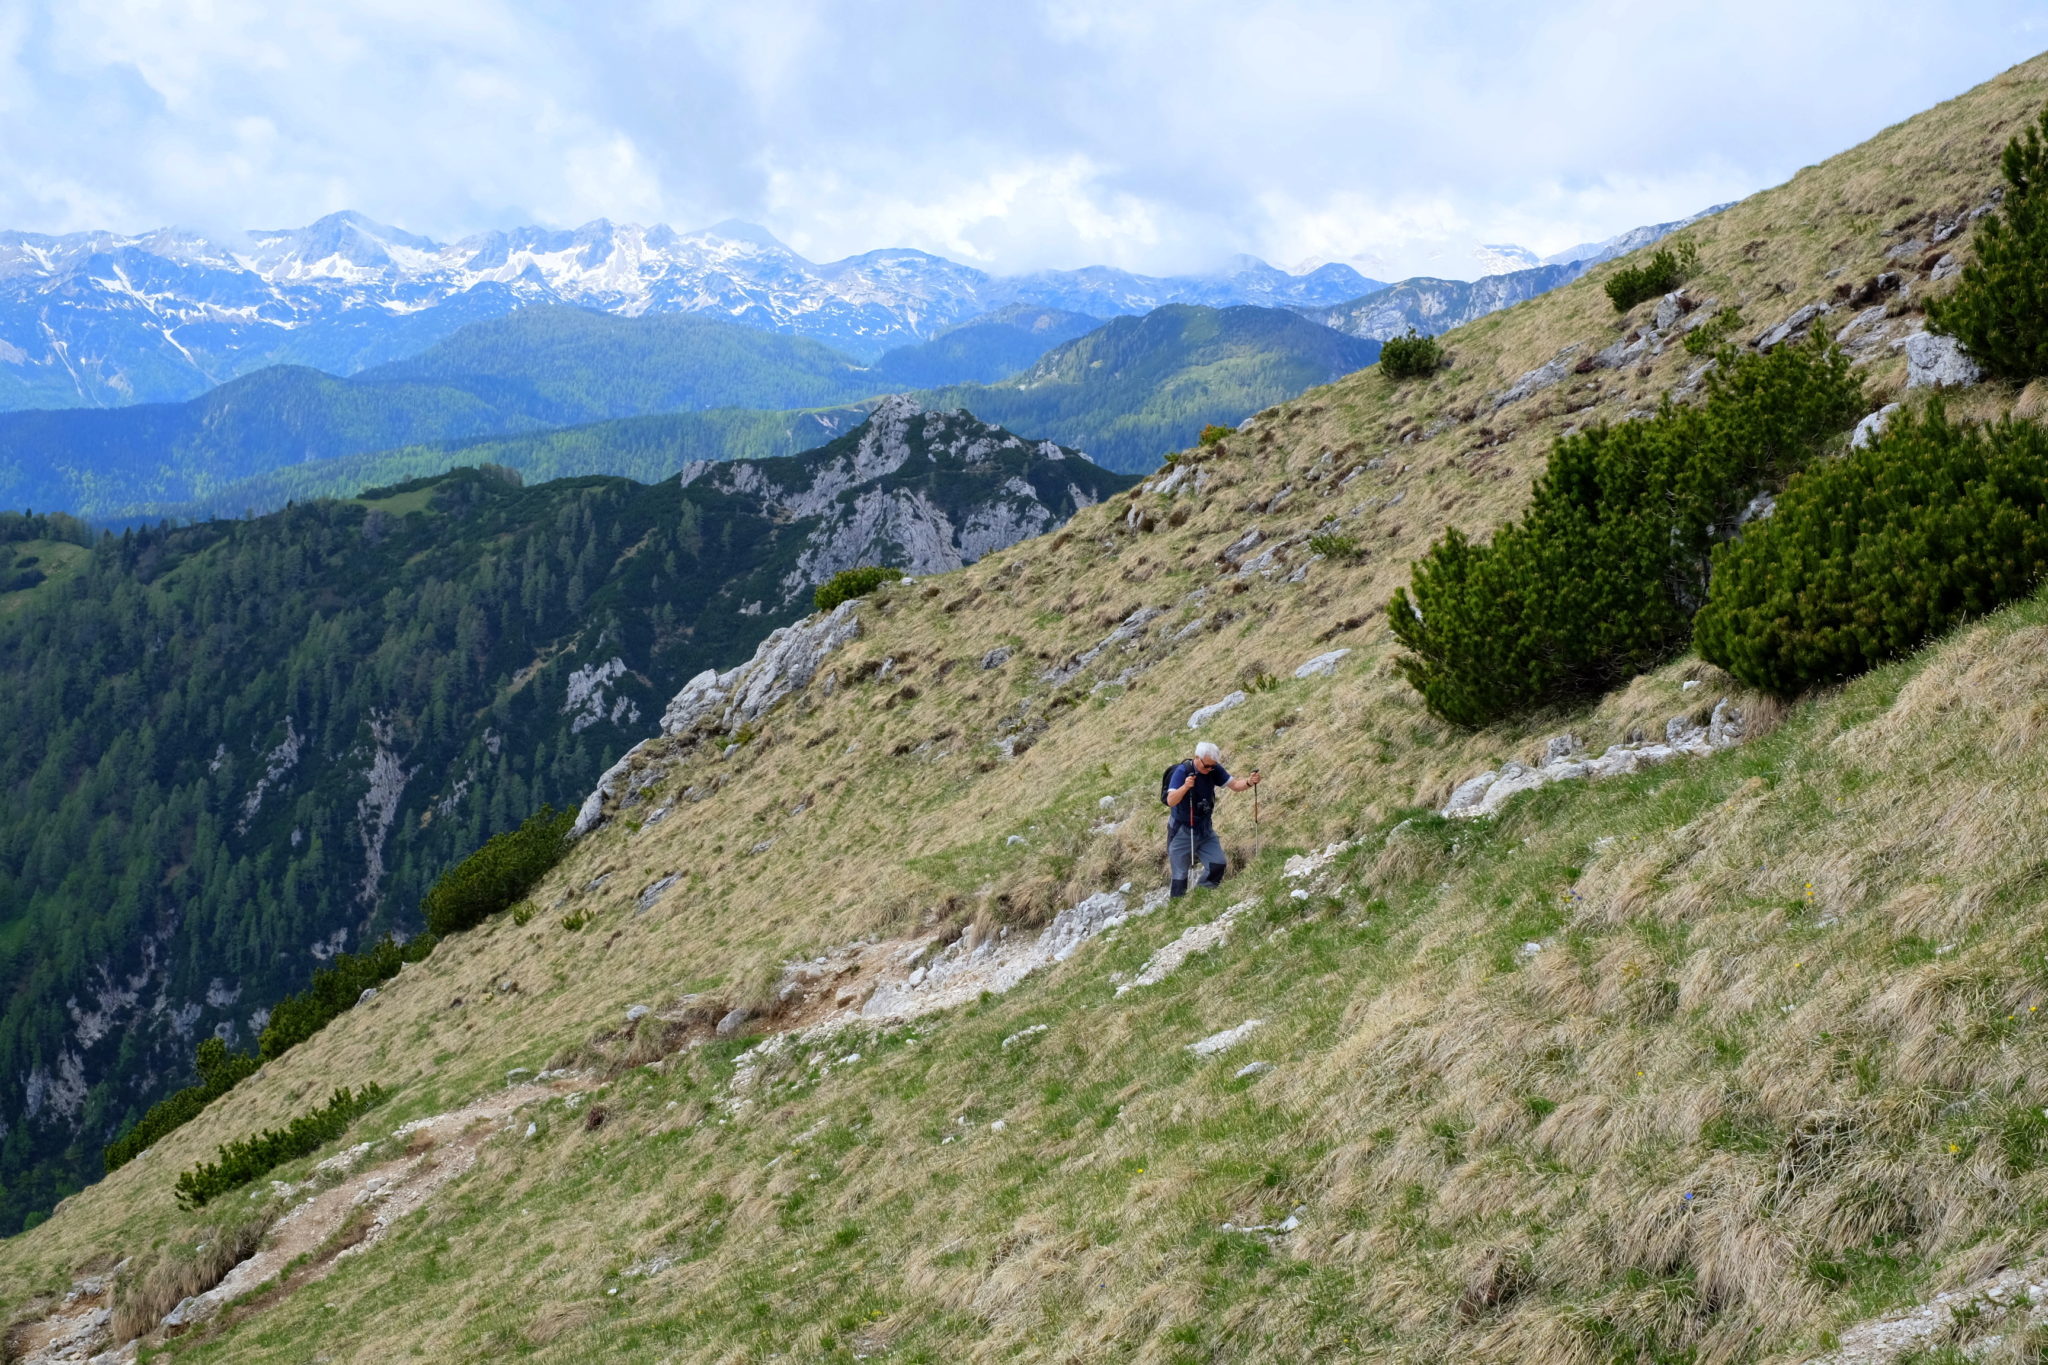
[1252,770,1262,868]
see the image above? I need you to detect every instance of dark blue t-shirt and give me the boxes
[1166,760,1231,834]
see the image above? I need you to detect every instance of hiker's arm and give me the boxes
[1226,774,1260,792]
[1166,773,1196,806]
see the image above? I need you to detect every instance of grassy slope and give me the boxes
[7,54,2048,1365]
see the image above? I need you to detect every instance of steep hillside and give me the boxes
[0,401,1124,1236]
[1301,206,1728,343]
[6,53,2048,1365]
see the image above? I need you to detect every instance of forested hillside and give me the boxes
[0,405,1126,1234]
[0,308,895,520]
[868,305,1102,386]
[114,304,1377,520]
[356,307,878,418]
[924,303,1383,471]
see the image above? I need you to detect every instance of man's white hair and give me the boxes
[1194,741,1222,761]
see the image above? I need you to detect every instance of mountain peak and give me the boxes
[693,219,797,254]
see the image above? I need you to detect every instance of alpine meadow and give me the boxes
[8,28,2048,1365]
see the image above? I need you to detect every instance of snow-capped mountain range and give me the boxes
[0,212,1384,410]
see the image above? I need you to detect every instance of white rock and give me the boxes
[357,987,378,1004]
[989,1118,1007,1132]
[1851,402,1901,449]
[625,1005,650,1023]
[1442,770,1498,814]
[1755,303,1832,352]
[1493,346,1578,409]
[1001,1024,1049,1049]
[1188,1019,1265,1058]
[1119,900,1256,995]
[1905,332,1982,389]
[1708,699,1744,748]
[1187,690,1248,730]
[1444,698,1747,818]
[1654,290,1687,331]
[1292,648,1351,679]
[1235,1060,1274,1079]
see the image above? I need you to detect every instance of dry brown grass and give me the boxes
[110,1213,268,1343]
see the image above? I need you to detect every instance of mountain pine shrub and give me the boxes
[1378,329,1444,380]
[1682,306,1744,356]
[1199,424,1232,447]
[421,805,573,936]
[1927,102,2048,380]
[1605,238,1700,313]
[173,1084,386,1209]
[102,1037,260,1173]
[258,932,437,1060]
[1308,531,1363,562]
[1389,334,1864,726]
[813,565,903,612]
[1696,406,2048,695]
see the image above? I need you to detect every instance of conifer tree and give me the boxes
[1927,102,2048,380]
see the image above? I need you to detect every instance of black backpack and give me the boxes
[1160,762,1212,819]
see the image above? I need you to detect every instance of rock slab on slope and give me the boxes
[1904,332,1983,389]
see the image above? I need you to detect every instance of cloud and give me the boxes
[0,0,2040,278]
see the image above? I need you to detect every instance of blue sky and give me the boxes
[1,1,2043,279]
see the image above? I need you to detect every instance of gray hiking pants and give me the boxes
[1168,825,1226,897]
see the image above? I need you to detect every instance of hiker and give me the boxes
[1164,740,1261,897]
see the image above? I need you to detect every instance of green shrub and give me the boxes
[1378,329,1444,380]
[103,1036,260,1173]
[1927,102,2048,381]
[1199,424,1232,447]
[1389,333,1864,726]
[1696,406,2048,695]
[421,805,573,937]
[813,565,904,613]
[258,932,437,1060]
[1307,532,1362,562]
[1682,306,1744,356]
[173,1084,386,1209]
[1605,238,1700,313]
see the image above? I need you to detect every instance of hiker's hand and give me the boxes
[1179,773,1199,793]
[1247,771,1262,786]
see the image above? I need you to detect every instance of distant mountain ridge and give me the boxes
[1303,205,1734,341]
[0,307,901,517]
[0,212,1383,410]
[4,302,1377,518]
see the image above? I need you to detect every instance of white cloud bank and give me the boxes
[0,0,2040,278]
